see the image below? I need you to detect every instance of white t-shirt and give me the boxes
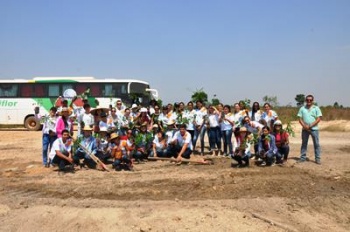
[166,130,176,144]
[183,109,195,130]
[220,113,235,131]
[80,113,94,127]
[208,113,219,128]
[261,110,278,126]
[153,136,165,149]
[171,131,193,150]
[49,138,72,160]
[195,108,207,126]
[249,110,263,122]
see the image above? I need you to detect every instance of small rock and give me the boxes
[4,167,19,172]
[26,165,35,169]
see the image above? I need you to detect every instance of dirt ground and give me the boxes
[0,120,349,232]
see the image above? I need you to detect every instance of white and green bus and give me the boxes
[0,77,158,130]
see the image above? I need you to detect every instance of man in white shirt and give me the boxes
[49,129,74,171]
[166,124,193,161]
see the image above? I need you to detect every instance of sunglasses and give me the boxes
[306,99,313,102]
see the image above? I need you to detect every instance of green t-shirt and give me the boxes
[297,105,322,130]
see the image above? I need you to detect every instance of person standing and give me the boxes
[41,107,58,167]
[297,95,322,164]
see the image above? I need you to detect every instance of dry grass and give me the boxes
[276,107,350,123]
[322,124,348,132]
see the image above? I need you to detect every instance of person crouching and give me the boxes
[257,126,279,166]
[110,133,132,171]
[73,125,98,168]
[166,124,192,162]
[231,127,252,168]
[48,129,74,171]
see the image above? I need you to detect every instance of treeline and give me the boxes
[276,107,350,122]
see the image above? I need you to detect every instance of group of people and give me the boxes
[41,94,323,171]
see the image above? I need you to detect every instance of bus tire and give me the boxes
[24,116,41,131]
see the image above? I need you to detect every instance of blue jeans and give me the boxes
[259,150,279,165]
[231,151,251,165]
[113,155,131,166]
[42,134,57,165]
[277,144,290,160]
[208,127,222,150]
[222,129,233,155]
[149,148,168,157]
[193,125,207,153]
[300,129,321,161]
[73,150,96,168]
[134,146,149,160]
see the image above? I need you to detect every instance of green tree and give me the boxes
[333,102,340,108]
[157,99,163,107]
[262,95,279,107]
[211,94,220,106]
[191,88,208,103]
[295,94,305,106]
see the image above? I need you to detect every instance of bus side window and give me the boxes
[103,84,113,97]
[48,84,60,97]
[91,85,101,97]
[21,85,33,97]
[76,84,88,95]
[0,84,18,97]
[35,85,45,97]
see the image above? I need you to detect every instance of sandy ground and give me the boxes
[0,120,349,232]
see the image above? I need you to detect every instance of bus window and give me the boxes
[62,84,74,93]
[48,84,60,97]
[121,84,127,94]
[20,84,33,97]
[34,85,45,97]
[91,85,101,97]
[0,84,18,97]
[103,84,114,97]
[114,83,127,95]
[76,84,88,95]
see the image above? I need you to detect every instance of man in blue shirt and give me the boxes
[297,95,322,164]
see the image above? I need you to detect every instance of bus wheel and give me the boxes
[24,116,41,131]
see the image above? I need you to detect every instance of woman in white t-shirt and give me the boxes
[220,105,235,156]
[261,103,278,130]
[150,131,167,157]
[207,105,221,155]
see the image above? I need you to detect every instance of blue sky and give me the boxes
[1,0,349,106]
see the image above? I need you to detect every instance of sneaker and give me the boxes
[260,161,266,166]
[296,159,306,163]
[315,160,321,165]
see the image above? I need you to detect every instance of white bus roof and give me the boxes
[0,77,150,85]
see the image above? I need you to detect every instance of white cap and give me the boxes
[140,107,148,113]
[131,103,138,109]
[274,120,282,126]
